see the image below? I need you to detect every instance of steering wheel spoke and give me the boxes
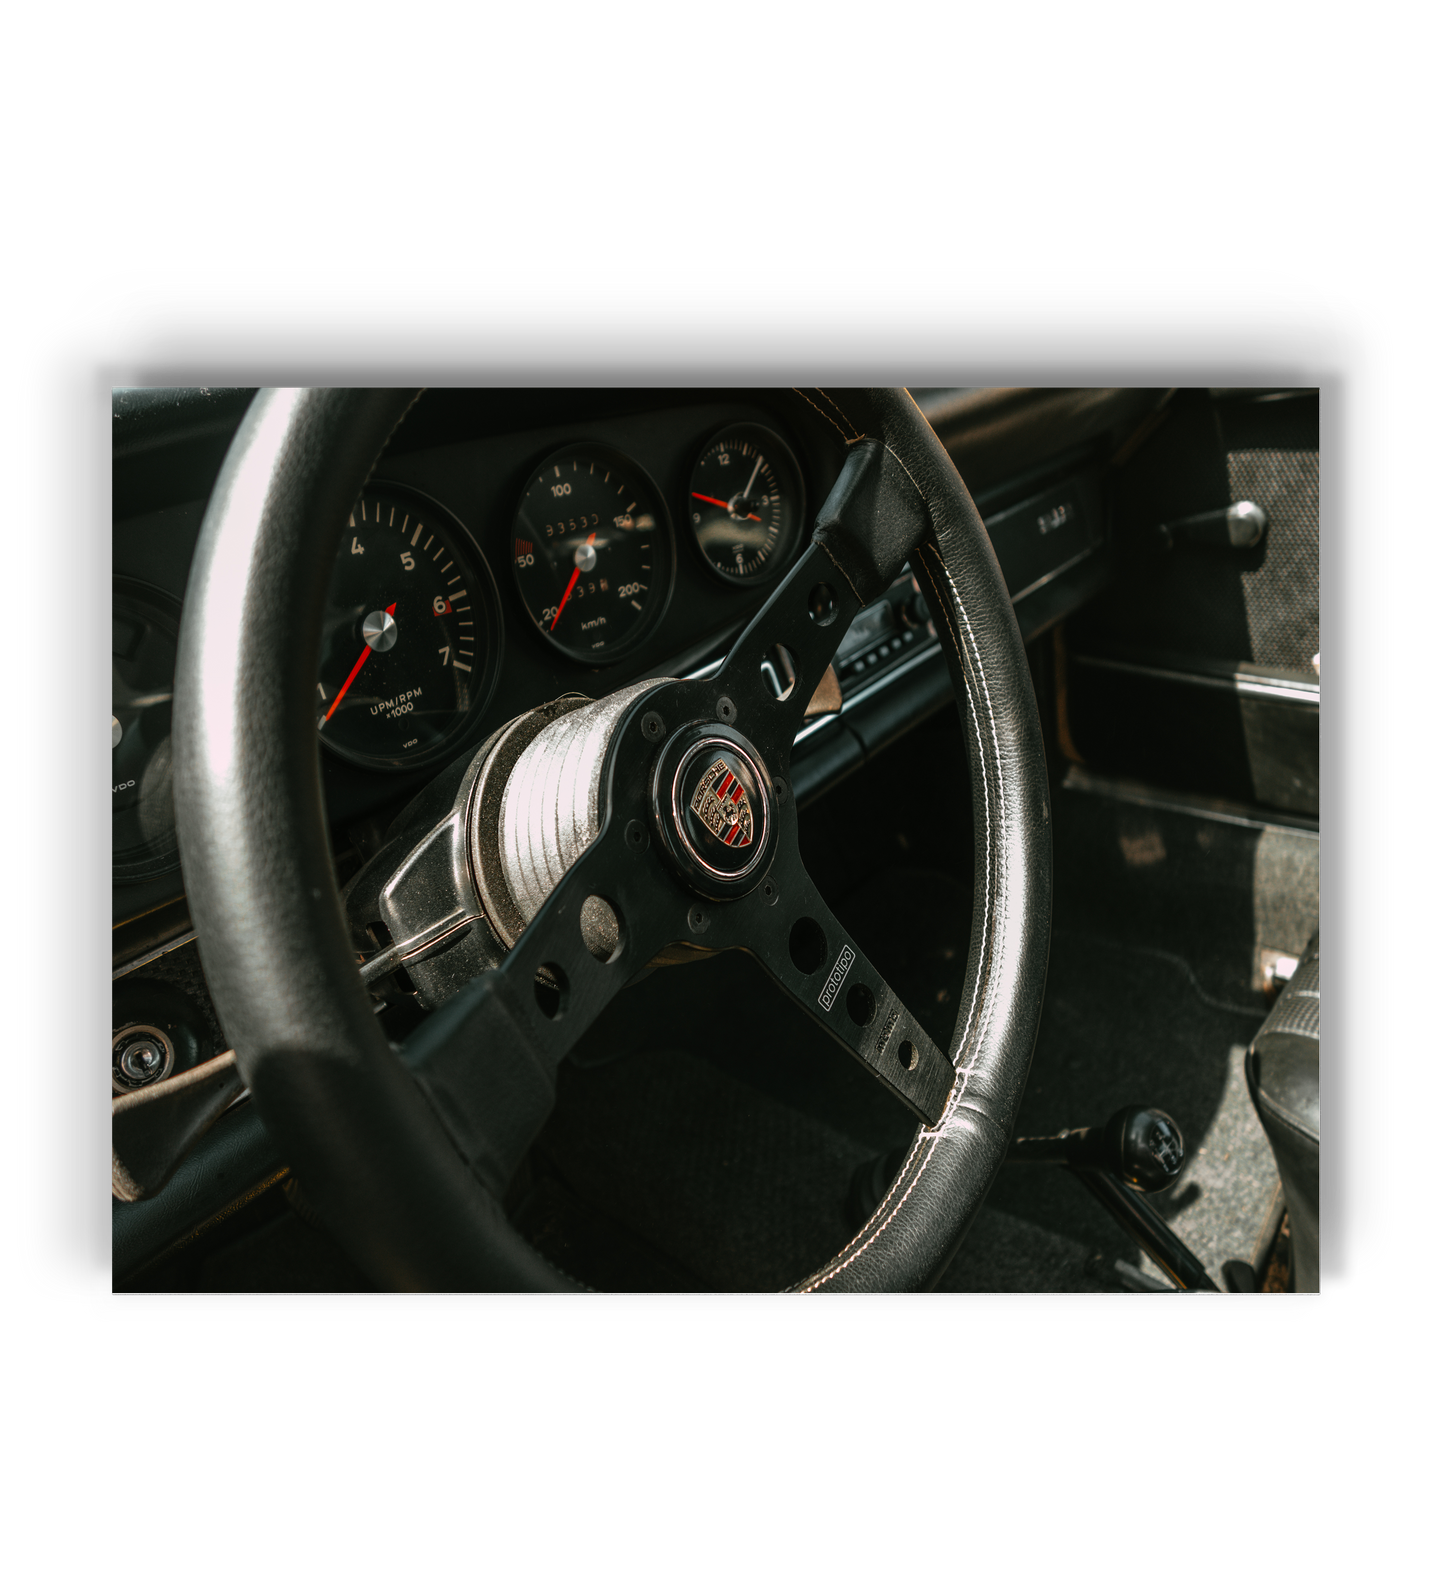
[725,834,956,1126]
[709,539,862,775]
[399,759,695,1197]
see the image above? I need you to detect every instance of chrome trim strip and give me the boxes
[112,929,198,981]
[1235,679,1319,704]
[358,910,481,985]
[1073,654,1320,705]
[792,636,947,747]
[1007,541,1102,606]
[1062,766,1318,836]
[792,709,837,746]
[834,636,945,714]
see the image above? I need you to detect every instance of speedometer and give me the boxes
[316,485,501,770]
[510,444,674,664]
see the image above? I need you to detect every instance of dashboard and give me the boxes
[112,385,1162,975]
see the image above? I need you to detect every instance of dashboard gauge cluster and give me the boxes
[316,486,502,771]
[112,393,833,946]
[307,418,807,778]
[116,407,812,854]
[507,424,806,666]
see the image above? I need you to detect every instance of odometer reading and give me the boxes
[316,486,499,769]
[511,445,673,663]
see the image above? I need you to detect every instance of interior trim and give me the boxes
[1062,765,1319,836]
[113,929,199,981]
[1072,653,1320,706]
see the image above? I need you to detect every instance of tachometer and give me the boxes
[316,485,501,770]
[510,444,673,664]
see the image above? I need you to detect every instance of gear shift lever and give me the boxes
[1009,1105,1185,1191]
[1008,1106,1220,1292]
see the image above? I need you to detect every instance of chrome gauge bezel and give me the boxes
[316,481,504,774]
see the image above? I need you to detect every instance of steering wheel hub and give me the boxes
[491,680,664,945]
[650,721,776,900]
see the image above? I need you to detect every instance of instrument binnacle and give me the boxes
[312,417,806,778]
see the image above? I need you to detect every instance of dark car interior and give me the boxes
[111,384,1319,1293]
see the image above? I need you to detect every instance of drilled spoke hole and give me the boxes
[534,963,570,1020]
[760,643,798,702]
[808,584,838,626]
[789,916,827,976]
[846,984,876,1026]
[580,896,621,963]
[898,1039,918,1072]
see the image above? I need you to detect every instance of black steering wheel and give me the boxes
[173,387,1051,1290]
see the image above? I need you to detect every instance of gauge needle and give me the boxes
[323,602,395,724]
[691,492,761,522]
[551,533,596,631]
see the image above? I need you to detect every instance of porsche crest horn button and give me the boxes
[689,756,754,849]
[677,745,765,877]
[651,726,776,898]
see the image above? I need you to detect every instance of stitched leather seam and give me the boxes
[813,387,867,442]
[530,1243,593,1292]
[914,543,1004,1073]
[881,440,927,506]
[816,539,867,607]
[799,1125,945,1291]
[800,532,1007,1290]
[797,574,982,1288]
[929,539,1010,1040]
[810,384,858,435]
[792,386,864,444]
[810,390,928,508]
[363,388,426,488]
[810,390,928,507]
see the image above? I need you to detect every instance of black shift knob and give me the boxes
[1006,1104,1187,1190]
[1095,1105,1185,1192]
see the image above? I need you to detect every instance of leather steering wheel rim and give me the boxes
[173,387,1051,1291]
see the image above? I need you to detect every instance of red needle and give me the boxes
[550,533,596,631]
[323,602,395,724]
[692,492,760,522]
